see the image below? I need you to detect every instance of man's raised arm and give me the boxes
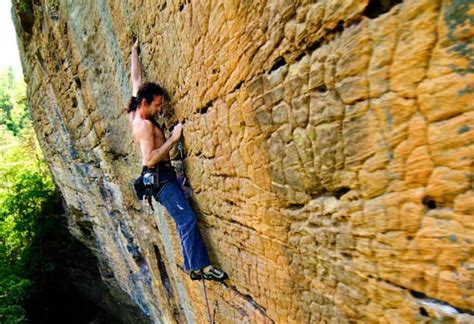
[131,39,142,96]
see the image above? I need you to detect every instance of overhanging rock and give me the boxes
[13,0,474,322]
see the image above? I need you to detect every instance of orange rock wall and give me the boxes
[13,0,473,322]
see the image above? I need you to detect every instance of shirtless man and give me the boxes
[128,40,227,281]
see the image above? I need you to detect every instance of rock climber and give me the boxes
[127,39,227,282]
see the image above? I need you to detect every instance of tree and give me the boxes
[0,66,56,323]
[0,67,30,136]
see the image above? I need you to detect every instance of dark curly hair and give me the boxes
[127,82,167,113]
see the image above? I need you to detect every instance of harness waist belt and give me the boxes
[142,161,176,184]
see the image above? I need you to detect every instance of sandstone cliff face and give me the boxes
[13,0,473,322]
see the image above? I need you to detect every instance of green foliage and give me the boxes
[0,67,57,323]
[1,168,55,262]
[0,269,30,324]
[0,68,30,136]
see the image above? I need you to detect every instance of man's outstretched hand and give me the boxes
[132,38,139,50]
[170,123,183,143]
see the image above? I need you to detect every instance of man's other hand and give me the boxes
[170,123,183,143]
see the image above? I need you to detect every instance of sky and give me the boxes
[0,0,23,79]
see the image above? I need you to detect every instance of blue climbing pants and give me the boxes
[156,179,211,271]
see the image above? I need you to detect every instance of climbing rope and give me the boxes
[179,137,214,323]
[201,270,213,324]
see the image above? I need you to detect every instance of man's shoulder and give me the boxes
[132,117,154,135]
[131,116,152,128]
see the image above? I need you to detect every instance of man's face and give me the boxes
[147,95,164,116]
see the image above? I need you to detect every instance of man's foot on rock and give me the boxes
[189,270,202,281]
[189,266,228,282]
[202,265,228,282]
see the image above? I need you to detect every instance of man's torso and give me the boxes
[130,112,170,165]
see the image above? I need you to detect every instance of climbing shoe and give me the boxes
[189,266,228,282]
[203,266,228,282]
[189,270,202,281]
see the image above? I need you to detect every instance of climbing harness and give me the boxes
[133,138,187,214]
